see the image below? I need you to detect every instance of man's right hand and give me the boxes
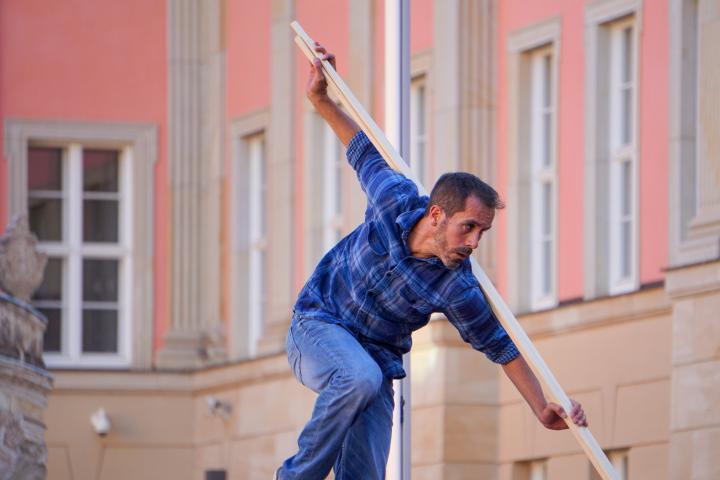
[306,42,336,104]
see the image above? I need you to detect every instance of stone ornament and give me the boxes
[0,215,47,303]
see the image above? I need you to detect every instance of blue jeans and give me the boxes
[278,317,394,480]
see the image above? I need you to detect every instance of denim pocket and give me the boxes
[286,327,303,384]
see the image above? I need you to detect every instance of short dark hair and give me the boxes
[425,172,505,217]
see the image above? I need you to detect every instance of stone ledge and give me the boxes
[665,259,720,298]
[50,353,291,393]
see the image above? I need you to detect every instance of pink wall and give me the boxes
[638,0,668,284]
[226,0,270,119]
[496,0,668,301]
[411,0,433,53]
[294,0,350,290]
[0,0,170,353]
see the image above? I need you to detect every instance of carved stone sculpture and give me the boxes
[0,215,47,302]
[0,214,53,480]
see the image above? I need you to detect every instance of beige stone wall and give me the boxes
[498,286,672,479]
[666,260,720,480]
[44,285,684,480]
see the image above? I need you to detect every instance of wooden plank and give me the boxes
[291,20,619,480]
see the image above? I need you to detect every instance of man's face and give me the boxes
[433,195,495,269]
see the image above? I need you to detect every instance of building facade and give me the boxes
[1,0,718,478]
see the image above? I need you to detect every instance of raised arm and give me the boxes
[306,43,359,146]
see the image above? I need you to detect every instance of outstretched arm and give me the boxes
[306,43,359,146]
[502,354,588,430]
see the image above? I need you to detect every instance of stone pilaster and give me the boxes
[666,260,720,479]
[256,0,296,355]
[687,0,720,259]
[158,0,226,369]
[670,0,720,265]
[432,0,499,280]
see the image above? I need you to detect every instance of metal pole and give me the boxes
[384,1,411,479]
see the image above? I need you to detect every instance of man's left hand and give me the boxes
[538,398,588,430]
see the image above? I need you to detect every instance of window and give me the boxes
[229,111,268,360]
[505,17,560,312]
[410,76,428,186]
[529,460,547,480]
[302,111,347,268]
[514,459,548,480]
[607,18,638,294]
[29,144,131,367]
[529,48,557,309]
[5,120,156,369]
[247,134,267,357]
[591,450,628,480]
[584,0,641,299]
[321,123,343,251]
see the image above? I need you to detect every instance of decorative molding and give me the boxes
[159,0,226,369]
[507,16,561,53]
[3,119,157,369]
[585,0,643,26]
[411,50,431,78]
[433,0,500,281]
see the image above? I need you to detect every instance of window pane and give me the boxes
[82,310,118,353]
[334,156,342,216]
[543,54,552,108]
[83,199,119,242]
[29,197,62,241]
[543,111,553,167]
[40,308,62,352]
[83,259,119,302]
[259,141,266,236]
[543,239,552,296]
[28,147,63,191]
[33,258,63,300]
[83,149,119,192]
[622,220,631,278]
[542,182,552,235]
[417,85,426,132]
[622,87,633,145]
[622,27,633,83]
[622,161,632,216]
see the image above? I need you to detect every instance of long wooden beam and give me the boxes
[290,20,619,480]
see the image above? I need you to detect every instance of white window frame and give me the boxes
[321,123,344,252]
[608,17,639,295]
[529,47,558,310]
[229,110,269,360]
[247,134,267,358]
[591,450,629,480]
[506,17,560,313]
[34,144,132,367]
[584,0,642,299]
[529,460,547,480]
[410,75,428,186]
[302,109,347,271]
[609,450,629,480]
[5,120,156,369]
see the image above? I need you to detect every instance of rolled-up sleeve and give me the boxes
[443,286,520,364]
[346,131,417,211]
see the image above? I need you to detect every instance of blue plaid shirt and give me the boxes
[294,131,519,379]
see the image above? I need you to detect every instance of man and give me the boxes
[275,44,588,480]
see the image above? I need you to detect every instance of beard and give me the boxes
[434,220,472,270]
